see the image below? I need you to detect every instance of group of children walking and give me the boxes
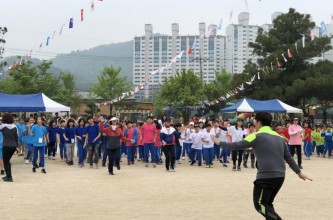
[1,112,331,181]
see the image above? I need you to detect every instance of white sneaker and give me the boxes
[95,164,98,169]
[153,163,156,168]
[52,156,55,160]
[25,160,30,164]
[170,169,175,172]
[182,157,185,160]
[145,163,149,167]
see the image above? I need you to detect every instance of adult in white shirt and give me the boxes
[202,124,215,168]
[227,119,245,171]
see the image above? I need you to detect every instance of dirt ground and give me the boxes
[0,153,332,220]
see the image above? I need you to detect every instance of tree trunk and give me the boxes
[109,104,113,116]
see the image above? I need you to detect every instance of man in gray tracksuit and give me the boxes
[212,112,312,220]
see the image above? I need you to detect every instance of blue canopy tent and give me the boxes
[220,98,302,113]
[0,93,70,112]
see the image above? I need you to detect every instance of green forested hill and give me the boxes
[52,40,133,91]
[3,40,133,91]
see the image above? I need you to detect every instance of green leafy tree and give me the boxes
[205,70,233,113]
[232,8,333,116]
[56,72,82,108]
[0,59,81,110]
[156,69,206,121]
[90,66,132,115]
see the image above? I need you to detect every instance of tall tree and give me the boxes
[0,59,81,109]
[90,66,132,115]
[56,72,82,108]
[232,8,333,113]
[156,69,206,121]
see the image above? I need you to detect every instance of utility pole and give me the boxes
[193,49,208,79]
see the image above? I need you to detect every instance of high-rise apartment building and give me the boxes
[133,23,226,101]
[133,12,333,101]
[225,12,259,74]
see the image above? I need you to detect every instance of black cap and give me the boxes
[165,117,172,122]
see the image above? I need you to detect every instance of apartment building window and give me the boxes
[154,38,159,51]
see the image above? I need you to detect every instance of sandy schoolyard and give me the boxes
[0,154,332,220]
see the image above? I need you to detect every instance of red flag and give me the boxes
[81,9,84,21]
[91,1,95,11]
[187,48,192,55]
[288,49,293,58]
[276,58,282,68]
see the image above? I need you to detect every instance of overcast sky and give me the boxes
[1,0,332,59]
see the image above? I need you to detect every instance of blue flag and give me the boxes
[321,21,327,34]
[46,37,50,46]
[217,19,222,30]
[69,18,74,29]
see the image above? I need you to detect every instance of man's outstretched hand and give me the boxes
[298,172,313,181]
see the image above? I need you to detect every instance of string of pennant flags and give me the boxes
[1,0,248,77]
[201,23,330,109]
[1,0,332,108]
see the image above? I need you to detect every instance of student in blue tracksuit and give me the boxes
[29,117,47,174]
[25,118,35,164]
[76,118,87,167]
[174,123,183,164]
[84,116,101,169]
[16,118,27,156]
[101,116,110,167]
[321,125,333,158]
[57,120,67,161]
[160,118,180,172]
[124,121,139,165]
[64,119,76,166]
[47,120,58,160]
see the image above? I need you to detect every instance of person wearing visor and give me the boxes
[99,116,132,175]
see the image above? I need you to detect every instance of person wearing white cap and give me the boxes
[99,116,131,175]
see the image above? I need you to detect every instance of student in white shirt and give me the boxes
[243,122,256,168]
[202,124,215,168]
[182,122,194,160]
[218,120,229,167]
[227,118,245,171]
[212,120,222,161]
[189,123,203,166]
